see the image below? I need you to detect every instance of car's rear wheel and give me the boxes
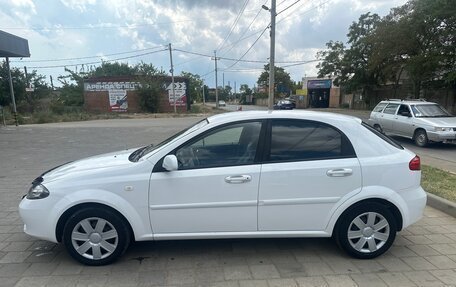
[63,207,130,266]
[335,203,396,259]
[414,129,428,147]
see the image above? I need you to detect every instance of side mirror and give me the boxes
[162,155,178,171]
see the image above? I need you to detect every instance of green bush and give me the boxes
[138,81,161,113]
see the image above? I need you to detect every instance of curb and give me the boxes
[426,192,456,218]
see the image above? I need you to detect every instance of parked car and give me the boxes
[368,99,456,147]
[218,100,226,107]
[19,111,426,265]
[273,100,294,110]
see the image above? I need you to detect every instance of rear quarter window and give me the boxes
[373,103,387,112]
[362,122,403,149]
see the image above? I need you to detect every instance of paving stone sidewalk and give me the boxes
[1,118,455,287]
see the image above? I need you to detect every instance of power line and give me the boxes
[27,49,167,69]
[277,0,301,16]
[277,0,331,25]
[220,0,268,56]
[173,47,314,64]
[223,25,269,71]
[217,0,250,51]
[11,46,165,63]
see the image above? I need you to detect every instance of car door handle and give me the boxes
[326,168,353,177]
[225,175,252,184]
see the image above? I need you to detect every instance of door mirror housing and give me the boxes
[162,155,178,171]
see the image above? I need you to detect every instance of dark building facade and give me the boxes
[83,76,190,113]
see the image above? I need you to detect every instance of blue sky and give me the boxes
[1,0,407,89]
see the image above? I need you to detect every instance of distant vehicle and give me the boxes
[19,111,426,265]
[368,99,456,147]
[218,100,226,107]
[273,100,294,110]
[284,98,297,108]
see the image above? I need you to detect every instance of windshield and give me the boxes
[129,118,208,162]
[411,104,453,118]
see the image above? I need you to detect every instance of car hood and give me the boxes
[42,149,134,182]
[417,117,456,127]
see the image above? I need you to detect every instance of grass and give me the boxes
[421,165,456,202]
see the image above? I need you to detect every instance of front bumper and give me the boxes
[18,195,66,243]
[427,130,456,143]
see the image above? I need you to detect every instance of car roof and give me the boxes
[380,100,437,105]
[206,110,361,125]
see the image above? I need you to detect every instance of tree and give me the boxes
[0,61,50,112]
[316,41,347,86]
[317,0,456,102]
[180,71,203,102]
[257,64,293,96]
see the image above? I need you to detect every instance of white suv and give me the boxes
[368,100,456,146]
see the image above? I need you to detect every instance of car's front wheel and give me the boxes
[335,203,397,259]
[414,129,428,147]
[63,207,131,265]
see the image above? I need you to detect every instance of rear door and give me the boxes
[258,119,362,231]
[380,103,400,132]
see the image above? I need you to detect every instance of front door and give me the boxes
[393,104,414,137]
[258,119,362,231]
[149,121,263,234]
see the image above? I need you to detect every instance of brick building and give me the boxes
[83,76,190,113]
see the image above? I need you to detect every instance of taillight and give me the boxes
[409,155,421,171]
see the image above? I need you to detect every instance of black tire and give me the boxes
[335,203,396,259]
[414,129,428,147]
[62,207,130,266]
[373,124,383,133]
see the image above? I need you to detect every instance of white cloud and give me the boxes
[2,0,409,88]
[60,0,96,12]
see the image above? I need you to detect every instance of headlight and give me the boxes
[434,127,451,132]
[26,184,50,200]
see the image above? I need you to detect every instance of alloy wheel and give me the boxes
[347,212,390,253]
[71,217,119,260]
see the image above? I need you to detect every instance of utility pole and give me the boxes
[234,81,237,101]
[223,73,225,89]
[168,43,177,113]
[212,51,220,108]
[6,57,18,126]
[202,85,206,105]
[265,0,276,110]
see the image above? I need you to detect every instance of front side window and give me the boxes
[175,121,262,169]
[397,104,411,117]
[383,103,400,114]
[267,119,355,162]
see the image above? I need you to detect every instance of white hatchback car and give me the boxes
[19,111,426,265]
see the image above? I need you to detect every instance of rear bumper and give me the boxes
[399,186,427,229]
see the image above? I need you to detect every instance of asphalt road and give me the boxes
[213,103,456,173]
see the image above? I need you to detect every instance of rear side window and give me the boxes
[383,103,400,114]
[362,122,403,149]
[267,119,356,162]
[373,103,387,112]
